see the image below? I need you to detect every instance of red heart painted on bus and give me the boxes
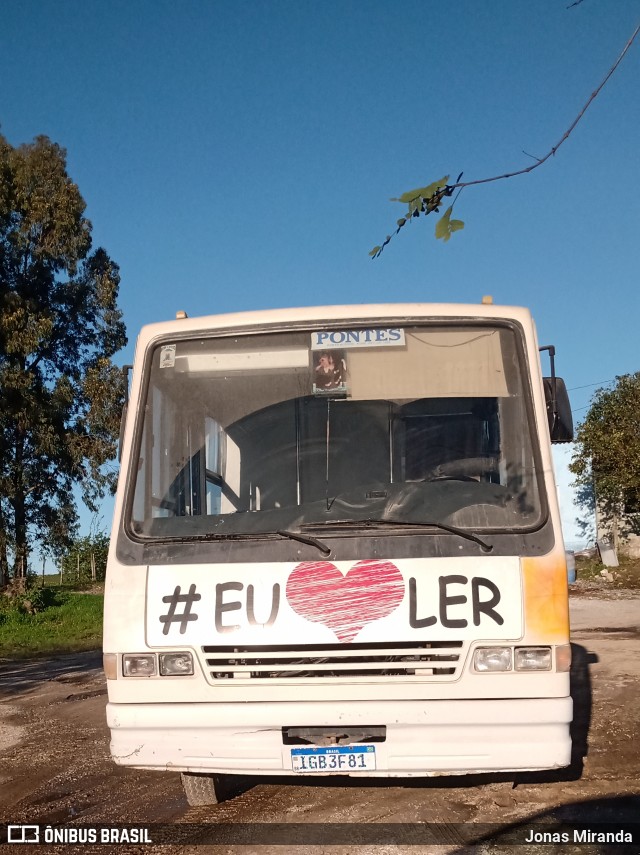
[285,560,405,643]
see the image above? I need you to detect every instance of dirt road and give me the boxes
[1,591,638,853]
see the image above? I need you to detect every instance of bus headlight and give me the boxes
[122,654,156,677]
[515,647,552,671]
[159,652,194,676]
[473,647,512,672]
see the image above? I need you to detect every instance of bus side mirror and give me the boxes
[543,376,573,443]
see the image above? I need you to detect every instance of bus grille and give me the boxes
[201,640,463,681]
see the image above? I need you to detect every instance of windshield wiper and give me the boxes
[276,529,332,555]
[153,532,268,544]
[300,519,493,553]
[152,529,330,555]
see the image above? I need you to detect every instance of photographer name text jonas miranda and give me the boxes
[524,828,632,843]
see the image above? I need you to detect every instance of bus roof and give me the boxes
[136,303,535,346]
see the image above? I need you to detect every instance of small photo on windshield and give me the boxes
[312,349,348,395]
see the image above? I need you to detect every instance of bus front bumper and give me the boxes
[107,697,573,776]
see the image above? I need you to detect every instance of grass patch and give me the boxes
[0,591,103,658]
[575,554,640,589]
[41,573,104,593]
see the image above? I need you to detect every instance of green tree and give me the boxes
[0,133,127,586]
[61,530,109,584]
[570,373,640,549]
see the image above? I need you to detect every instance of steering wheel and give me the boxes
[425,456,499,482]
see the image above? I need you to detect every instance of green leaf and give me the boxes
[435,207,465,242]
[393,176,449,205]
[396,218,406,228]
[369,246,382,257]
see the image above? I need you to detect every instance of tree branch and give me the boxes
[370,21,640,256]
[452,22,640,192]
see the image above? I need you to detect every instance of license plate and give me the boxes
[291,745,376,772]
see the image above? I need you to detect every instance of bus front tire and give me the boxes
[181,772,223,806]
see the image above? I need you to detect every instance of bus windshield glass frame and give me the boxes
[128,322,545,540]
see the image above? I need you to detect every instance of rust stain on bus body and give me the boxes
[521,554,570,643]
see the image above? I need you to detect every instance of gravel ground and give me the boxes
[1,593,639,854]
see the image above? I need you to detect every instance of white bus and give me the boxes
[104,302,574,806]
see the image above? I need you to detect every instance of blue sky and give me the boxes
[2,0,639,556]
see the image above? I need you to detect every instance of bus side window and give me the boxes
[145,393,244,519]
[204,417,242,514]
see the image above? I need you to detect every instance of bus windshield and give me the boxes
[129,323,544,539]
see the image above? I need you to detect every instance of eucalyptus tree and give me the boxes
[0,133,126,585]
